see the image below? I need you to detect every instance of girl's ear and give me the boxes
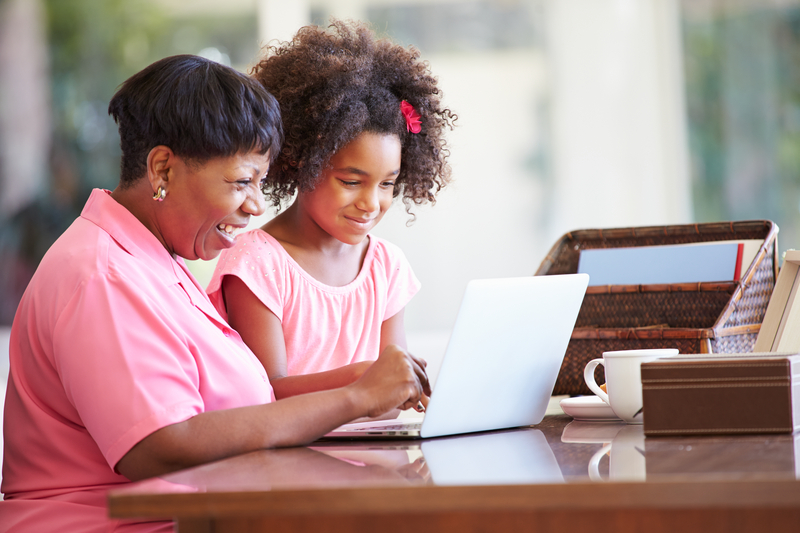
[145,145,175,194]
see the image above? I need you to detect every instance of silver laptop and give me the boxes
[323,274,589,439]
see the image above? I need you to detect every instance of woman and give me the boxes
[0,55,429,533]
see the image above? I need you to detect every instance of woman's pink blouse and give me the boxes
[0,189,273,532]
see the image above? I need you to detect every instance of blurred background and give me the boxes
[1,0,800,381]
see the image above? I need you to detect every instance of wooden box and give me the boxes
[536,221,778,396]
[641,353,800,436]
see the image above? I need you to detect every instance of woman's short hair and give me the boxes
[251,20,456,212]
[109,54,283,185]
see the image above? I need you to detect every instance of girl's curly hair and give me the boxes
[251,19,456,212]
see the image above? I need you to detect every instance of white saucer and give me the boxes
[560,396,621,421]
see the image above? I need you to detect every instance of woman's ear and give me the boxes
[146,145,174,194]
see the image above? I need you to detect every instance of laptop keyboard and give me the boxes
[350,422,422,432]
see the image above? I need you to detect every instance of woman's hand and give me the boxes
[348,344,430,419]
[346,360,374,382]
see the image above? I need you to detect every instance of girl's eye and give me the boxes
[339,179,360,187]
[381,181,396,188]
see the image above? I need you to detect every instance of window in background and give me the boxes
[364,1,541,53]
[682,1,800,253]
[0,0,260,325]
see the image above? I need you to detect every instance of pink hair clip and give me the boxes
[400,100,422,134]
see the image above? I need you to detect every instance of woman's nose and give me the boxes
[243,187,267,217]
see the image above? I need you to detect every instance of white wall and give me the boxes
[545,0,691,236]
[371,50,550,334]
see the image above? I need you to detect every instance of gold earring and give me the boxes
[153,186,166,202]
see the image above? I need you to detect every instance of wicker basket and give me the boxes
[536,220,779,396]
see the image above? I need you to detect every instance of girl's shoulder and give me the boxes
[367,234,401,259]
[365,235,413,275]
[221,228,288,259]
[207,229,287,290]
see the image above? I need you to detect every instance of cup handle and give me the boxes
[584,358,610,404]
[588,443,612,482]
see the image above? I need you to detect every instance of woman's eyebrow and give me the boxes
[237,163,263,174]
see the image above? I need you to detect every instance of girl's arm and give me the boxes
[223,275,373,399]
[381,308,430,409]
[380,308,408,351]
[115,343,430,481]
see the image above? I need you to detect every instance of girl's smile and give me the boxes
[297,131,401,246]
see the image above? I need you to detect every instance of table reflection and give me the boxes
[115,415,800,499]
[119,427,565,497]
[420,428,563,485]
[558,417,800,483]
[314,428,564,486]
[109,415,800,533]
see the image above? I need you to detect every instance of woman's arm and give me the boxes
[115,343,430,481]
[223,275,373,398]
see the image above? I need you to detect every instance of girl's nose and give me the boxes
[357,186,380,213]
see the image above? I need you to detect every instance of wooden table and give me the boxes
[108,415,800,532]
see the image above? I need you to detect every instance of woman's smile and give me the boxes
[216,223,245,245]
[157,149,270,261]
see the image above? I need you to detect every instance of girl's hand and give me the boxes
[349,344,430,419]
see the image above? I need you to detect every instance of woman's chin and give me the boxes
[190,241,227,262]
[197,250,223,261]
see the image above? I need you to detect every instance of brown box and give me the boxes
[536,221,778,396]
[641,353,800,436]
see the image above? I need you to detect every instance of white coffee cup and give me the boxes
[584,348,678,424]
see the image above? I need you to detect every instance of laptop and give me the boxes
[323,274,589,439]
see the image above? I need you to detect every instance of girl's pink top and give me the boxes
[1,189,273,532]
[207,229,420,376]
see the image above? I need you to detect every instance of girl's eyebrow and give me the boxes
[333,166,369,176]
[334,166,401,177]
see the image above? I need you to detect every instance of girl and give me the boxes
[207,20,455,400]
